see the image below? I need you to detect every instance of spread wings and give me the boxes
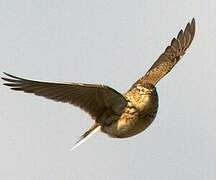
[2,73,127,123]
[133,18,195,86]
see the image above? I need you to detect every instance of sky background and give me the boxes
[0,0,215,180]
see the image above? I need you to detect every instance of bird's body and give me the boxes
[102,83,158,138]
[1,18,195,149]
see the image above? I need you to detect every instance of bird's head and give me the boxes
[127,83,157,110]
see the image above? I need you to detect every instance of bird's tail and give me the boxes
[70,124,101,151]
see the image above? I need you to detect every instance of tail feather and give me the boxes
[70,124,101,151]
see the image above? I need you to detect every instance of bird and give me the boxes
[2,18,195,150]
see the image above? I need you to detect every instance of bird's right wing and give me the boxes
[2,73,127,124]
[133,18,195,86]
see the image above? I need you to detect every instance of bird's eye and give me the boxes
[137,88,141,92]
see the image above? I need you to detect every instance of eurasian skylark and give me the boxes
[2,18,195,149]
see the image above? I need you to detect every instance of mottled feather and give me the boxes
[133,18,195,86]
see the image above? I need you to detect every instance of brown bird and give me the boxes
[2,18,195,150]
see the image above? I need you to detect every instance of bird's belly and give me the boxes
[101,110,157,138]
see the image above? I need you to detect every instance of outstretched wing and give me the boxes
[133,18,195,86]
[2,73,127,124]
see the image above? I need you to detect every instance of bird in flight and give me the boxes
[2,18,195,150]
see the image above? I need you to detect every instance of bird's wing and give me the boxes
[2,73,127,123]
[133,18,195,86]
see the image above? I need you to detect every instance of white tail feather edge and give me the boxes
[70,125,101,151]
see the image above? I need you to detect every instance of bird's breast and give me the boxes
[101,96,158,138]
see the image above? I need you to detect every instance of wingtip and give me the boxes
[2,72,13,78]
[1,72,7,79]
[191,18,196,33]
[2,72,24,81]
[191,18,195,28]
[3,72,16,78]
[1,72,9,83]
[3,72,11,77]
[192,17,195,23]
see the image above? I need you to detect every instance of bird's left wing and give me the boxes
[132,18,195,87]
[2,73,127,124]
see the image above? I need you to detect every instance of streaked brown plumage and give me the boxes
[1,18,195,149]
